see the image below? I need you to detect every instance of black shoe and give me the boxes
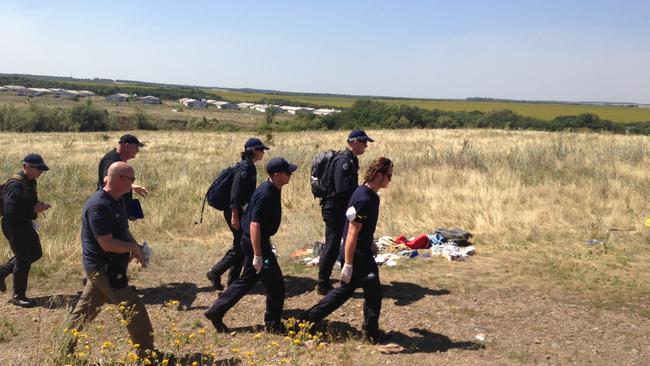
[364,330,393,345]
[206,316,229,333]
[0,274,6,292]
[316,283,333,295]
[206,272,224,291]
[10,295,35,308]
[264,321,286,334]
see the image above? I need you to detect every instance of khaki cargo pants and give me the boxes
[67,271,154,353]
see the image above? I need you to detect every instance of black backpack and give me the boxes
[310,150,343,199]
[197,163,239,223]
[0,175,25,217]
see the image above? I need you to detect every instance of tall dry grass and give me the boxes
[1,129,649,301]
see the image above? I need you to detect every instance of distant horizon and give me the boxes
[3,71,648,106]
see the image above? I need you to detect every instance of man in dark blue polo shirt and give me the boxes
[300,157,393,344]
[205,157,297,334]
[66,161,154,357]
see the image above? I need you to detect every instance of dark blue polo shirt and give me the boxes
[342,184,380,255]
[80,190,131,273]
[241,180,281,241]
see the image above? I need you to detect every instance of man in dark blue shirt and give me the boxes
[97,134,148,220]
[317,129,374,295]
[207,137,269,290]
[0,154,51,307]
[205,157,297,334]
[301,157,393,344]
[66,162,154,357]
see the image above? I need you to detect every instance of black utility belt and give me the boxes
[104,262,128,290]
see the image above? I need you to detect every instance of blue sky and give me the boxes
[1,0,649,102]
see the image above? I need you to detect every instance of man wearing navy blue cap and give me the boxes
[316,129,374,295]
[97,134,148,197]
[0,154,52,307]
[205,157,297,334]
[206,137,269,290]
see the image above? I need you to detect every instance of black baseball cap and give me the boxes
[347,129,374,143]
[119,134,145,147]
[266,157,298,175]
[245,137,270,151]
[22,153,49,171]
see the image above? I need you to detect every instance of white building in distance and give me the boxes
[178,98,207,108]
[313,108,341,116]
[106,93,130,102]
[141,95,161,104]
[208,100,239,110]
[280,106,316,115]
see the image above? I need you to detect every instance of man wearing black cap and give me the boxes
[205,157,297,333]
[0,154,51,307]
[316,129,374,295]
[97,134,148,221]
[206,137,269,290]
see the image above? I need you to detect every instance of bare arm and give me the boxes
[250,221,262,257]
[344,221,362,265]
[96,233,144,265]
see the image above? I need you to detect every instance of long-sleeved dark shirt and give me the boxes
[321,148,359,221]
[2,171,38,227]
[229,158,257,211]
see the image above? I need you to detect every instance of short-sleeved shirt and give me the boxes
[229,158,257,210]
[80,189,130,273]
[342,184,380,255]
[322,148,359,221]
[241,180,281,240]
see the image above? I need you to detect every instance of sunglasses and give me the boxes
[120,175,136,182]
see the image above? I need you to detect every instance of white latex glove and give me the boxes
[253,256,264,273]
[340,263,353,284]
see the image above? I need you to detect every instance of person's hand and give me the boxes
[231,216,240,231]
[131,244,146,267]
[34,202,51,213]
[341,263,353,284]
[253,256,263,272]
[132,185,149,197]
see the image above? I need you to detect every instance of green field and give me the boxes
[210,89,650,123]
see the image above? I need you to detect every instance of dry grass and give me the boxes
[1,129,650,365]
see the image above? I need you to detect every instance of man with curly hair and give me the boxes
[300,157,393,344]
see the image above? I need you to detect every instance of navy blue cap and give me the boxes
[347,129,374,143]
[266,157,298,175]
[245,137,270,151]
[22,153,49,171]
[119,134,145,147]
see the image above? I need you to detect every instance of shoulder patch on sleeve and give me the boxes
[346,206,357,222]
[241,170,247,178]
[342,162,349,171]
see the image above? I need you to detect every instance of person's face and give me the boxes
[24,165,44,180]
[124,143,140,160]
[116,169,136,194]
[252,148,266,162]
[273,171,292,188]
[350,139,368,156]
[379,167,393,189]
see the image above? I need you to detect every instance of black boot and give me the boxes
[206,271,224,291]
[10,295,35,308]
[0,273,6,292]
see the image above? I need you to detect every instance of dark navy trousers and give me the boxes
[209,208,244,286]
[303,252,382,335]
[205,236,285,326]
[318,218,345,287]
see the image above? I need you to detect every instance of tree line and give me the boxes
[2,98,650,135]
